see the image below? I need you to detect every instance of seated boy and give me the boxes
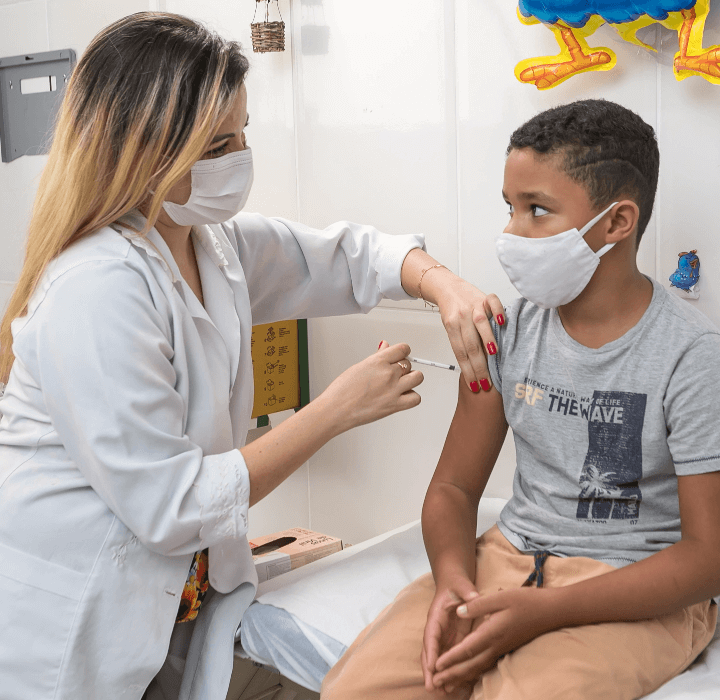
[321,99,720,700]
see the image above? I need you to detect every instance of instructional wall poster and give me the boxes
[250,320,301,418]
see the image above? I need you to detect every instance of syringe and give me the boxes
[407,356,461,372]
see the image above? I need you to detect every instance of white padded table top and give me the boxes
[254,498,507,647]
[247,498,720,698]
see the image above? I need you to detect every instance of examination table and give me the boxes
[187,498,720,700]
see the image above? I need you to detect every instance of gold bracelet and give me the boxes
[417,264,447,309]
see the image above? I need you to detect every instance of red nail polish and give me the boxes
[480,378,491,392]
[470,381,480,393]
[497,314,505,326]
[378,341,384,350]
[487,342,497,355]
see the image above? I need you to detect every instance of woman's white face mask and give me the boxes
[163,148,254,226]
[495,201,618,309]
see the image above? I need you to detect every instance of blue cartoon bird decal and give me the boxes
[669,249,700,291]
[516,0,720,89]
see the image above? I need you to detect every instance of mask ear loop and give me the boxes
[551,200,619,392]
[580,202,619,257]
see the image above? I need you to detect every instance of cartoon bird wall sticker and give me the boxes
[669,249,701,296]
[516,0,720,89]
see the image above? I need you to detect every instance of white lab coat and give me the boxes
[0,209,423,700]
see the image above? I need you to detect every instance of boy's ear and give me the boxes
[606,200,640,244]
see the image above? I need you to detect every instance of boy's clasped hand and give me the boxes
[425,584,555,692]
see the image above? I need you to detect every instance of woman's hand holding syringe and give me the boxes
[244,340,424,505]
[244,342,487,506]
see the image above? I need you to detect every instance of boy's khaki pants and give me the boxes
[321,526,717,700]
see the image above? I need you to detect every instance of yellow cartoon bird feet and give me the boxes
[518,50,613,89]
[515,23,616,90]
[672,4,720,84]
[675,47,720,81]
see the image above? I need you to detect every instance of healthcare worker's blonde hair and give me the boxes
[0,12,249,383]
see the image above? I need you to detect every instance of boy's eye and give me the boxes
[507,203,514,216]
[531,205,549,217]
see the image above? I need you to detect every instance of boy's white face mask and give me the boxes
[495,202,618,309]
[163,148,254,226]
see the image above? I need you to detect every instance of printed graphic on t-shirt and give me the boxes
[514,382,647,523]
[576,391,647,522]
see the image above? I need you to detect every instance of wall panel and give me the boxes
[0,1,50,282]
[291,0,459,272]
[656,10,720,327]
[46,0,149,54]
[0,282,13,316]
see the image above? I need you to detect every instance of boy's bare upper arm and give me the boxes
[678,470,720,548]
[430,377,509,504]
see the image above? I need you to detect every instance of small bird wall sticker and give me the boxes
[669,249,701,299]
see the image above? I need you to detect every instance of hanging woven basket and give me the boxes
[251,0,286,53]
[251,21,285,53]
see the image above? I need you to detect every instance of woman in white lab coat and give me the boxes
[0,12,502,700]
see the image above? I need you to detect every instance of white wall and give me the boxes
[3,1,720,545]
[656,17,720,327]
[0,0,152,315]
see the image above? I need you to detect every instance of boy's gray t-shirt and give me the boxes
[488,278,720,568]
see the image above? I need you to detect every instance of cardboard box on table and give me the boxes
[250,528,343,583]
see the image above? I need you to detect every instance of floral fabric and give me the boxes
[176,548,210,623]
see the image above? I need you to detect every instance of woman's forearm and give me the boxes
[547,538,720,628]
[400,248,456,303]
[241,341,423,507]
[242,396,340,507]
[399,248,504,391]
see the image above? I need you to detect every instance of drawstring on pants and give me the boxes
[522,550,551,588]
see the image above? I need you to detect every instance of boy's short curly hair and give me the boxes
[507,99,659,245]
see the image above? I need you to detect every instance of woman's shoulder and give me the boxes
[14,227,163,338]
[45,227,156,295]
[45,226,136,284]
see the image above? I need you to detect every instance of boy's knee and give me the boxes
[320,667,367,700]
